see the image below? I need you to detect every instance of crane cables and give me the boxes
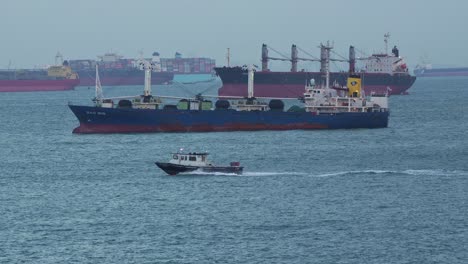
[267,45,291,60]
[296,45,320,61]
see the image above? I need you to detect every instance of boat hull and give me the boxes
[155,162,243,175]
[215,67,416,97]
[414,68,468,77]
[0,79,80,92]
[68,105,389,134]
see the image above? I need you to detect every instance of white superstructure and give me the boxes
[169,152,212,167]
[363,33,409,74]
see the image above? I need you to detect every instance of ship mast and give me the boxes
[247,65,254,98]
[349,45,356,74]
[261,44,268,71]
[320,41,333,89]
[384,32,390,55]
[144,64,151,96]
[291,44,298,72]
[138,59,153,97]
[95,65,103,104]
[55,52,63,66]
[226,48,230,67]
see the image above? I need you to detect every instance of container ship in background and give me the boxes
[169,52,217,84]
[0,54,80,92]
[216,35,416,98]
[413,64,468,77]
[69,52,216,87]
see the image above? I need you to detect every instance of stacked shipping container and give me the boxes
[160,57,216,74]
[69,54,216,74]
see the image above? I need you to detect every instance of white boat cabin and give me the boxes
[170,152,212,166]
[303,80,389,114]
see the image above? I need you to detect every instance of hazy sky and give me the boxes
[2,0,467,69]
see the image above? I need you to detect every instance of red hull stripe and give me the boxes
[73,123,329,134]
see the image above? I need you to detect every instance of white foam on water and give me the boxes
[402,169,468,177]
[314,170,394,178]
[241,172,309,177]
[191,171,238,176]
[178,169,468,178]
[316,169,468,178]
[178,170,308,177]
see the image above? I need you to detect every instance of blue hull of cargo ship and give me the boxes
[69,105,389,134]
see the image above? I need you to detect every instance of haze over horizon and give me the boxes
[2,0,467,70]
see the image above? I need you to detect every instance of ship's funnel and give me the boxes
[392,46,399,57]
[347,75,361,97]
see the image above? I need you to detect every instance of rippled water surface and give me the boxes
[0,78,467,263]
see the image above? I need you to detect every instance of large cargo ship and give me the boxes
[0,56,80,92]
[414,65,468,77]
[69,52,215,86]
[216,36,416,98]
[69,46,389,134]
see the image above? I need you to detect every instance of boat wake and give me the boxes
[179,170,309,177]
[241,172,309,177]
[315,169,468,178]
[179,169,468,177]
[182,170,240,176]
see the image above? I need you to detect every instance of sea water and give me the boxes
[0,78,466,263]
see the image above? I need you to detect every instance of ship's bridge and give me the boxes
[364,54,408,74]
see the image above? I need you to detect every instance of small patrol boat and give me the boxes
[155,152,243,175]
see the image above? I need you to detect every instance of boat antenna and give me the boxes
[226,48,230,67]
[247,64,255,98]
[94,65,103,105]
[384,32,391,55]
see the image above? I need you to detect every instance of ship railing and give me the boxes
[305,104,370,113]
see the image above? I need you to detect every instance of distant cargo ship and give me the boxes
[216,35,416,98]
[0,54,79,92]
[69,52,215,86]
[414,65,468,77]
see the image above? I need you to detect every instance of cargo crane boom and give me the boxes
[261,43,355,73]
